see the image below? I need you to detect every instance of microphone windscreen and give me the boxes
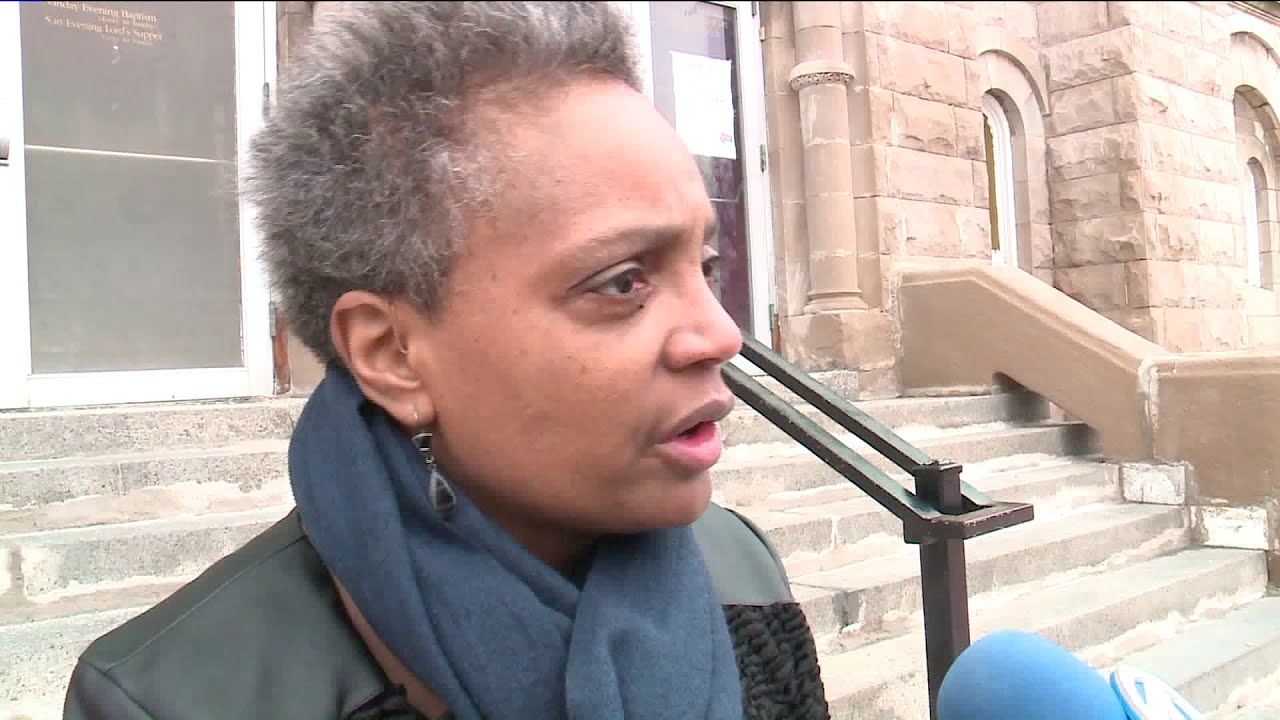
[937,629,1129,720]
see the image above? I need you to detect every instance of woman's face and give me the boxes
[407,78,742,559]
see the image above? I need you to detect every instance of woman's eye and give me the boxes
[702,253,723,284]
[595,267,648,296]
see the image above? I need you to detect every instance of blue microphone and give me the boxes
[937,630,1203,720]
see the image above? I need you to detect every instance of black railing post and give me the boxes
[724,340,1033,717]
[913,460,971,720]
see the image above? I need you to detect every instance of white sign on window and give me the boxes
[669,50,737,160]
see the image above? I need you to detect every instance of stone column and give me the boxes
[790,2,864,312]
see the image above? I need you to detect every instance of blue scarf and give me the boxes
[289,364,743,720]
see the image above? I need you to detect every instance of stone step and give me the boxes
[0,506,290,606]
[0,440,289,512]
[719,392,1039,448]
[0,579,185,629]
[792,502,1190,636]
[749,369,861,405]
[0,605,147,720]
[3,413,1080,523]
[1112,595,1280,716]
[0,475,294,536]
[0,398,304,463]
[740,458,1119,572]
[714,422,1094,505]
[0,371,867,465]
[1214,701,1280,720]
[817,547,1267,719]
[0,389,1034,512]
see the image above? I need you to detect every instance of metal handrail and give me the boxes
[723,336,1035,720]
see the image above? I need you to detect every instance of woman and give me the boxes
[62,3,829,719]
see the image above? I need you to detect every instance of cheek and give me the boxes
[430,315,646,446]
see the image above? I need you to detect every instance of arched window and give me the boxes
[982,93,1018,268]
[1245,159,1266,287]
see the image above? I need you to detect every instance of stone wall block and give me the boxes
[1248,316,1280,348]
[891,94,958,155]
[879,36,968,106]
[1057,263,1130,310]
[1048,79,1120,136]
[973,160,989,209]
[1048,123,1141,181]
[1200,219,1243,266]
[956,205,994,259]
[1168,83,1234,139]
[1050,172,1135,222]
[1139,124,1195,179]
[1146,214,1201,262]
[1134,27,1187,87]
[943,3,976,58]
[883,1,950,53]
[896,199,962,257]
[1107,2,1161,32]
[1183,46,1227,97]
[1036,1,1109,46]
[955,108,985,161]
[850,144,889,198]
[887,147,974,205]
[1161,2,1205,47]
[1044,26,1137,92]
[1115,74,1171,125]
[1101,307,1159,340]
[1053,212,1147,267]
[1030,222,1054,269]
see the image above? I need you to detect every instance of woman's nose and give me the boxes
[663,278,744,370]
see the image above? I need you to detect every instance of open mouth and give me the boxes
[674,420,715,442]
[678,422,706,438]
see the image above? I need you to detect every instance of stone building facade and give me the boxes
[2,1,1277,411]
[282,1,1280,399]
[757,1,1280,393]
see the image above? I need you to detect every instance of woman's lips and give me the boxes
[655,420,723,473]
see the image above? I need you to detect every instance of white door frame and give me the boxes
[0,2,276,409]
[621,0,777,352]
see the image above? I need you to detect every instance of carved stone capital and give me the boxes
[788,60,855,92]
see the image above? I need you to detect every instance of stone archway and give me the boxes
[970,44,1050,281]
[1234,86,1280,289]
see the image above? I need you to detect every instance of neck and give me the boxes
[398,426,597,576]
[476,495,599,577]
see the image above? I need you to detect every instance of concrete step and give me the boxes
[738,458,1119,571]
[0,440,289,512]
[791,502,1190,637]
[0,370,863,465]
[0,506,290,606]
[0,605,147,720]
[0,475,294,536]
[2,410,1076,524]
[749,369,861,405]
[719,392,1040,448]
[817,547,1267,719]
[0,398,304,463]
[1113,595,1280,716]
[714,422,1094,506]
[0,392,1034,515]
[1214,700,1280,720]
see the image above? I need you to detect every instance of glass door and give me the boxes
[621,0,776,348]
[0,1,275,409]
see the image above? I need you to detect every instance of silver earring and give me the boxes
[411,430,434,465]
[429,468,457,519]
[410,427,456,519]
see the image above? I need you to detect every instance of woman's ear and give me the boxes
[329,291,437,428]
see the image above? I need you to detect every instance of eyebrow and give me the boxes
[576,218,720,265]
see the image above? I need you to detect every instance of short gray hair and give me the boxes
[244,2,642,365]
